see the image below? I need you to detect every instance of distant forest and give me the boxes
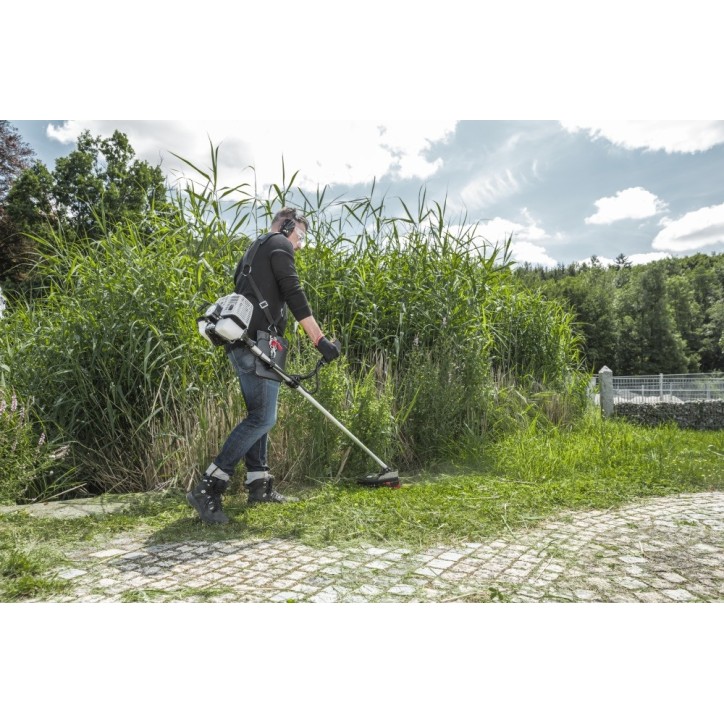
[514,253,724,375]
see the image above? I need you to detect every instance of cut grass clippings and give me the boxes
[0,543,71,601]
[1,417,722,602]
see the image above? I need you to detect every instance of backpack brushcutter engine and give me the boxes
[197,295,400,488]
[197,294,255,347]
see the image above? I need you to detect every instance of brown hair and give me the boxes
[272,207,308,231]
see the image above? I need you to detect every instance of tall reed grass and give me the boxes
[0,147,586,499]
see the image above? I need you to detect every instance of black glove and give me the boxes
[316,336,341,363]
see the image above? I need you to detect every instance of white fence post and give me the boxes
[599,366,614,418]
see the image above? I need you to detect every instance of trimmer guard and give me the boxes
[357,469,401,488]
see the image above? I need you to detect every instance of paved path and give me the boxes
[46,491,724,602]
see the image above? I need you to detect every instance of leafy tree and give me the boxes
[0,122,37,280]
[701,297,724,370]
[614,253,631,270]
[673,254,724,370]
[615,264,688,374]
[0,121,35,201]
[1,129,170,281]
[666,274,703,370]
[516,252,724,373]
[542,268,617,372]
[48,130,169,238]
[4,161,55,233]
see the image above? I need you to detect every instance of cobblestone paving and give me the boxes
[47,492,724,602]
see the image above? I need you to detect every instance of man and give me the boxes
[187,208,340,524]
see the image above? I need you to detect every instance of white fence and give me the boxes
[590,372,724,404]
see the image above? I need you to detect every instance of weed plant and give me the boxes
[0,389,62,503]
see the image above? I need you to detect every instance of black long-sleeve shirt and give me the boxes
[232,232,312,339]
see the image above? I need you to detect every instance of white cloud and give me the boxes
[652,203,724,252]
[459,211,557,266]
[561,121,724,153]
[459,168,521,207]
[472,212,549,244]
[457,158,543,209]
[628,252,671,265]
[585,186,668,224]
[45,120,456,194]
[455,132,546,210]
[510,241,557,267]
[576,255,614,267]
[576,252,671,268]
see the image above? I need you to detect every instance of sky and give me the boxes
[9,119,724,269]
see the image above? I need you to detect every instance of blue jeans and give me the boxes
[213,345,280,477]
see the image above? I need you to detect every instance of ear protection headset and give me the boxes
[280,214,298,237]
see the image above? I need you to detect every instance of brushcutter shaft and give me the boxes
[293,384,389,470]
[243,336,390,472]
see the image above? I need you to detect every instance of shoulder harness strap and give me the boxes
[233,232,286,333]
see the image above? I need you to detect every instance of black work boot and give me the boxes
[186,474,229,524]
[246,475,296,505]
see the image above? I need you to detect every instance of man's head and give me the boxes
[271,208,309,251]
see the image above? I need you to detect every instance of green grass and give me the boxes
[0,542,71,601]
[119,586,237,603]
[1,418,721,574]
[482,412,723,487]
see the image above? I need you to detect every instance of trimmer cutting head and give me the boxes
[357,469,401,488]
